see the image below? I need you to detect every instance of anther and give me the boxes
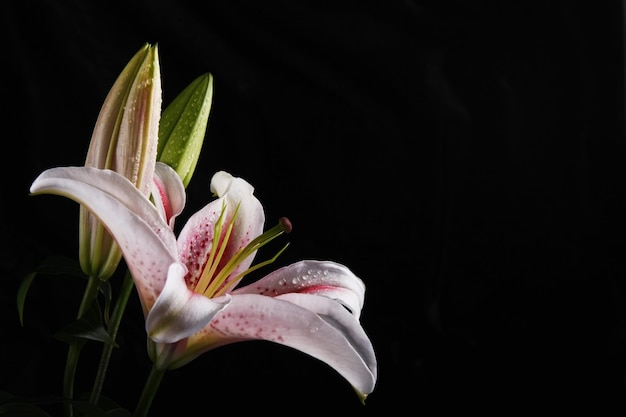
[279,217,292,234]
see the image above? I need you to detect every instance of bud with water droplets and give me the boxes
[79,43,162,280]
[157,73,213,188]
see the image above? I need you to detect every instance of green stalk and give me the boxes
[90,269,135,405]
[133,365,166,417]
[63,343,82,417]
[63,275,101,417]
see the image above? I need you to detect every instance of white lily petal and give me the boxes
[210,170,249,196]
[276,292,377,389]
[233,260,366,318]
[173,293,377,398]
[177,171,264,290]
[211,171,265,284]
[30,166,178,313]
[147,263,231,343]
[151,162,186,229]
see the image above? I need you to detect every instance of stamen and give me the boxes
[202,217,292,298]
[203,204,240,287]
[214,242,290,298]
[194,202,240,295]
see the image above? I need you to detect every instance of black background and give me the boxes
[2,1,626,415]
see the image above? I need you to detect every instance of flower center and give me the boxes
[194,204,291,298]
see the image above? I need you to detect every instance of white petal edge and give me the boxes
[176,293,377,398]
[30,167,179,313]
[233,260,366,318]
[147,262,232,343]
[151,162,186,229]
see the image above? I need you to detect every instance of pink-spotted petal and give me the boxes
[30,167,178,314]
[170,293,377,399]
[147,263,232,343]
[210,171,265,285]
[232,260,366,318]
[151,162,186,229]
[276,292,377,399]
[176,171,264,291]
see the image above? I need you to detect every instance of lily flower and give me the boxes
[79,43,162,280]
[30,165,377,400]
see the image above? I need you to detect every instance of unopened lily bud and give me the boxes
[157,73,213,188]
[79,43,162,280]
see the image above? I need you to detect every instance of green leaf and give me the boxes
[28,255,84,277]
[54,302,117,346]
[17,255,85,326]
[73,402,132,417]
[99,280,113,324]
[0,402,52,417]
[72,392,132,417]
[16,272,36,327]
[0,392,52,417]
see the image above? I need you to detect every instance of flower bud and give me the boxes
[157,73,213,188]
[79,43,162,280]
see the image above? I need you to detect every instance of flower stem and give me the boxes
[90,269,135,405]
[63,342,82,417]
[63,275,101,417]
[134,365,166,417]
